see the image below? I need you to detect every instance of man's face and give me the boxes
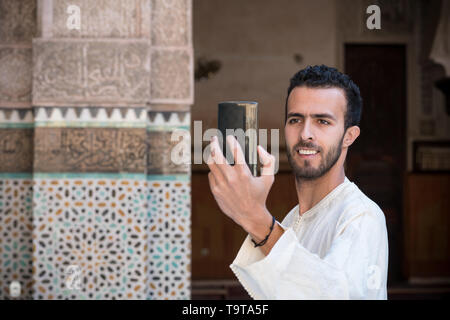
[285,86,347,181]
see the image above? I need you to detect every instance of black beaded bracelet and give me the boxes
[251,216,276,248]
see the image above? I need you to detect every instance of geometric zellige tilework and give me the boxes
[0,179,34,299]
[32,178,148,300]
[29,177,191,300]
[146,179,190,300]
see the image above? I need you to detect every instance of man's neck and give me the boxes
[295,168,346,215]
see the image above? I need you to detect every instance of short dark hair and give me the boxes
[285,65,362,131]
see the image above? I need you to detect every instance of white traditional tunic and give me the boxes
[230,177,389,300]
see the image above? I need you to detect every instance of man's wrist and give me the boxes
[244,206,274,242]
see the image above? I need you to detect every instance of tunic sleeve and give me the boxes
[230,212,389,300]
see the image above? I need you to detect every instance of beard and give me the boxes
[286,133,344,181]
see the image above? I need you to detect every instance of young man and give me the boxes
[206,65,389,299]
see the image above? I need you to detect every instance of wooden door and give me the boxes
[345,44,407,285]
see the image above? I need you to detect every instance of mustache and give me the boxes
[292,141,321,152]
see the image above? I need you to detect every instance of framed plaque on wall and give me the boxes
[413,141,450,173]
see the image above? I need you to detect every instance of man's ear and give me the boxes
[343,126,360,148]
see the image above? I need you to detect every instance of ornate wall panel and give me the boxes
[32,175,149,299]
[146,176,190,299]
[0,48,32,104]
[1,0,193,300]
[146,110,191,299]
[0,109,34,299]
[0,0,37,44]
[52,0,151,38]
[150,48,193,104]
[32,40,151,107]
[29,107,148,299]
[151,0,191,46]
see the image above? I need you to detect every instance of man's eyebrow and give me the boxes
[286,112,337,121]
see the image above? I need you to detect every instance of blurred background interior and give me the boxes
[191,0,450,300]
[0,0,449,300]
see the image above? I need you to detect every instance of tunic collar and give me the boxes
[296,176,352,221]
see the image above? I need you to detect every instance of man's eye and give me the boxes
[288,118,300,124]
[319,119,330,125]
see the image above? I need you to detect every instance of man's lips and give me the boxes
[295,148,320,158]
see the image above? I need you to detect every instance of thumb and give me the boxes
[257,145,275,177]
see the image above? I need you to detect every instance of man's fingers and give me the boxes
[210,136,229,166]
[206,143,226,184]
[226,135,246,166]
[206,136,233,183]
[226,135,251,177]
[257,145,275,177]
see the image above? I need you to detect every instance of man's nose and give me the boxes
[300,119,314,141]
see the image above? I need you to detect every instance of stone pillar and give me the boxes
[145,0,193,299]
[0,0,192,299]
[0,0,36,299]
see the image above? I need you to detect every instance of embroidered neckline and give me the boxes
[293,177,352,224]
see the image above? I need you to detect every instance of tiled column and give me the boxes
[0,0,36,299]
[28,0,193,299]
[31,107,149,299]
[146,0,193,299]
[146,109,191,299]
[31,0,152,299]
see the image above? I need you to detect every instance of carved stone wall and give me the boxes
[0,0,36,299]
[51,0,151,38]
[0,0,193,299]
[32,39,151,106]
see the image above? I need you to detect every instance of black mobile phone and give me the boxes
[218,101,258,176]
